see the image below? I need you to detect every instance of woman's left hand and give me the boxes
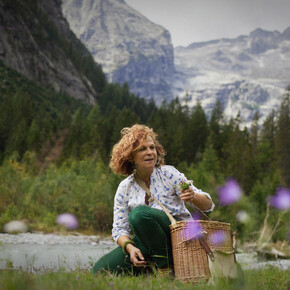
[180,187,195,203]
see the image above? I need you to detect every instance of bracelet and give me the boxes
[122,240,135,254]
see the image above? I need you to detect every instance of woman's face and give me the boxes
[134,136,157,172]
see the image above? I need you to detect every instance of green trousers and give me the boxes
[91,205,173,275]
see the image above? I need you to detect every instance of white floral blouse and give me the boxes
[112,165,215,242]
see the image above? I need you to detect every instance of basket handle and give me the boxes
[134,173,177,227]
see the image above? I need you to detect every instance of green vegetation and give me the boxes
[0,59,289,242]
[0,267,289,290]
[0,1,288,287]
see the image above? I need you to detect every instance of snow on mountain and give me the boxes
[62,0,174,104]
[173,27,290,126]
[61,0,289,125]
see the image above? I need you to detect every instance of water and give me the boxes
[0,243,116,271]
[0,233,116,272]
[0,233,289,272]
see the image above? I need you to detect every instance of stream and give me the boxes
[0,233,289,272]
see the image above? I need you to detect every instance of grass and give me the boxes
[0,266,289,290]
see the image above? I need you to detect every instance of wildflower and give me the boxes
[236,210,250,223]
[179,180,192,191]
[218,178,242,206]
[183,220,203,240]
[209,231,226,246]
[56,213,78,230]
[191,212,202,220]
[268,187,290,210]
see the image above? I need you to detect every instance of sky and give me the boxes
[125,0,290,47]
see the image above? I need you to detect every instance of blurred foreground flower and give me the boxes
[209,231,226,246]
[183,221,203,240]
[56,213,78,230]
[268,187,290,210]
[236,210,250,223]
[191,212,202,220]
[3,220,28,233]
[218,178,242,206]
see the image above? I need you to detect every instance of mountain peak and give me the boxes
[282,26,290,40]
[62,0,174,103]
[249,28,276,38]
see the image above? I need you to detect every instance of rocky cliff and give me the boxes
[0,0,106,104]
[62,0,174,104]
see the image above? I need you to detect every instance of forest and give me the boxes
[0,57,289,244]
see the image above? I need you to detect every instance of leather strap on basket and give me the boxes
[189,203,212,221]
[198,234,215,261]
[134,173,177,227]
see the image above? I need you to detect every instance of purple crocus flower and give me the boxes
[209,231,226,246]
[218,178,242,206]
[183,221,203,240]
[56,213,78,230]
[268,187,290,210]
[191,212,202,221]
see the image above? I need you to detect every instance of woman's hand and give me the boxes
[126,243,147,267]
[180,187,212,211]
[118,236,147,267]
[180,187,195,202]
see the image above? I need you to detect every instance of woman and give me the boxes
[92,124,214,276]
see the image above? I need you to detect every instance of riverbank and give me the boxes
[0,233,289,272]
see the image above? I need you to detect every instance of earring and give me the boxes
[133,162,137,174]
[156,159,160,166]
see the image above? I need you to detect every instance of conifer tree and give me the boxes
[209,100,225,158]
[275,89,290,186]
[185,101,208,162]
[257,110,276,180]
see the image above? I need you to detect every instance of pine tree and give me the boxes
[250,111,259,156]
[257,110,276,180]
[26,119,41,151]
[185,101,208,162]
[209,100,225,158]
[275,88,290,186]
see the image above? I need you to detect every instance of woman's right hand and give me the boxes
[126,243,147,267]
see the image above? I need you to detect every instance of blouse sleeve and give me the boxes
[165,165,215,212]
[112,181,131,242]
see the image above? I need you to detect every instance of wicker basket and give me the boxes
[170,220,234,283]
[133,174,236,283]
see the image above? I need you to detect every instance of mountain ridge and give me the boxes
[173,26,290,125]
[62,0,290,125]
[62,0,174,104]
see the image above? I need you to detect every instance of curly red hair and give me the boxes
[109,124,166,176]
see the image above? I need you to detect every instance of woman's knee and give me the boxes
[129,206,150,226]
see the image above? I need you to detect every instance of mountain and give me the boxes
[173,27,290,125]
[61,0,289,124]
[62,0,174,104]
[0,0,106,104]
